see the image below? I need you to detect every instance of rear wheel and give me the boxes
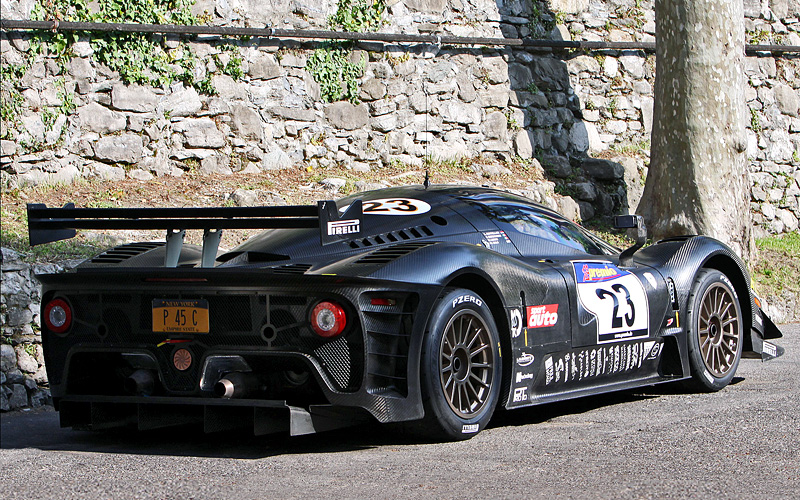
[684,269,743,392]
[417,288,501,440]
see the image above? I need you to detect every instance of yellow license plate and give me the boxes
[152,299,209,333]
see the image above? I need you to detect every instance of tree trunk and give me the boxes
[639,0,753,261]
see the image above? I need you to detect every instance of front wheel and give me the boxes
[417,289,501,440]
[684,269,743,392]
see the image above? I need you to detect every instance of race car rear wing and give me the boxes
[26,200,362,267]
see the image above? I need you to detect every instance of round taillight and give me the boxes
[44,298,72,334]
[310,301,346,337]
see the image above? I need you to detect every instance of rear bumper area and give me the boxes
[39,273,444,432]
[56,395,374,436]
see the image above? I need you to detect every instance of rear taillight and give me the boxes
[310,301,346,337]
[44,298,72,333]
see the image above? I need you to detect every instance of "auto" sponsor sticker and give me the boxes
[526,304,558,328]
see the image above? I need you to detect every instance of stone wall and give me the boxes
[1,0,799,410]
[1,0,798,232]
[0,248,79,410]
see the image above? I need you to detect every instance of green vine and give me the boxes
[306,0,385,103]
[306,42,365,103]
[329,0,387,32]
[0,64,26,140]
[28,0,238,92]
[505,109,520,131]
[1,0,250,150]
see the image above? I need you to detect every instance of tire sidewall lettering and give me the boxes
[422,289,501,440]
[451,294,483,309]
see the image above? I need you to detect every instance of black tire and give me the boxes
[417,288,501,440]
[684,269,743,392]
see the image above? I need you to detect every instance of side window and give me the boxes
[490,204,607,255]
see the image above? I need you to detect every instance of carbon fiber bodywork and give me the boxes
[32,185,784,436]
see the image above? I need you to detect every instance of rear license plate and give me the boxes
[152,299,209,333]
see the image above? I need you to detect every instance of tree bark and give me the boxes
[639,0,753,261]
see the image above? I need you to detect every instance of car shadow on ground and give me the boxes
[1,379,727,459]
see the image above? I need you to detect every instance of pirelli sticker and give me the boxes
[327,219,360,236]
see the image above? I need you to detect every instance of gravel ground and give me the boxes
[1,324,798,500]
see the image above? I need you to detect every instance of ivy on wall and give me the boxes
[1,0,243,149]
[30,0,216,88]
[328,0,386,32]
[306,43,365,103]
[306,0,387,103]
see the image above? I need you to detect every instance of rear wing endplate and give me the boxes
[26,200,362,267]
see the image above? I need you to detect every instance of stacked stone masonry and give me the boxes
[1,0,799,409]
[1,0,798,231]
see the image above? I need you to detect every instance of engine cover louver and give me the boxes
[355,242,434,265]
[348,225,434,249]
[90,242,165,264]
[270,263,312,275]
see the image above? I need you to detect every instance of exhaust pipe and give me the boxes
[125,369,155,396]
[214,372,259,399]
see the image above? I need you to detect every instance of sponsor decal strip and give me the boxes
[543,340,663,386]
[482,230,511,248]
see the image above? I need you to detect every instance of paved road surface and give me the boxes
[2,324,798,499]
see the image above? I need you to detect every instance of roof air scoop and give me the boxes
[615,215,646,267]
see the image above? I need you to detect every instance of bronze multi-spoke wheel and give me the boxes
[417,289,501,440]
[686,269,743,392]
[697,282,741,378]
[439,310,495,418]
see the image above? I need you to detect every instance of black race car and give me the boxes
[28,185,784,440]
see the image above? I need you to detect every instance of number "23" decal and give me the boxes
[342,198,431,216]
[572,261,649,343]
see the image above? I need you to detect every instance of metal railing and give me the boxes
[2,18,799,54]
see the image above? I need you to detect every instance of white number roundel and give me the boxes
[572,261,650,344]
[359,198,432,215]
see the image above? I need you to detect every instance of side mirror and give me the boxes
[614,215,646,267]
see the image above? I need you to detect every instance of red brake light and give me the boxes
[44,298,72,333]
[310,301,346,337]
[370,298,397,306]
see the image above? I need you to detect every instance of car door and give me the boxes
[485,202,671,398]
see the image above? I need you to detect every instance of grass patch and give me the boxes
[2,203,102,262]
[1,231,102,263]
[756,231,800,255]
[753,231,800,297]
